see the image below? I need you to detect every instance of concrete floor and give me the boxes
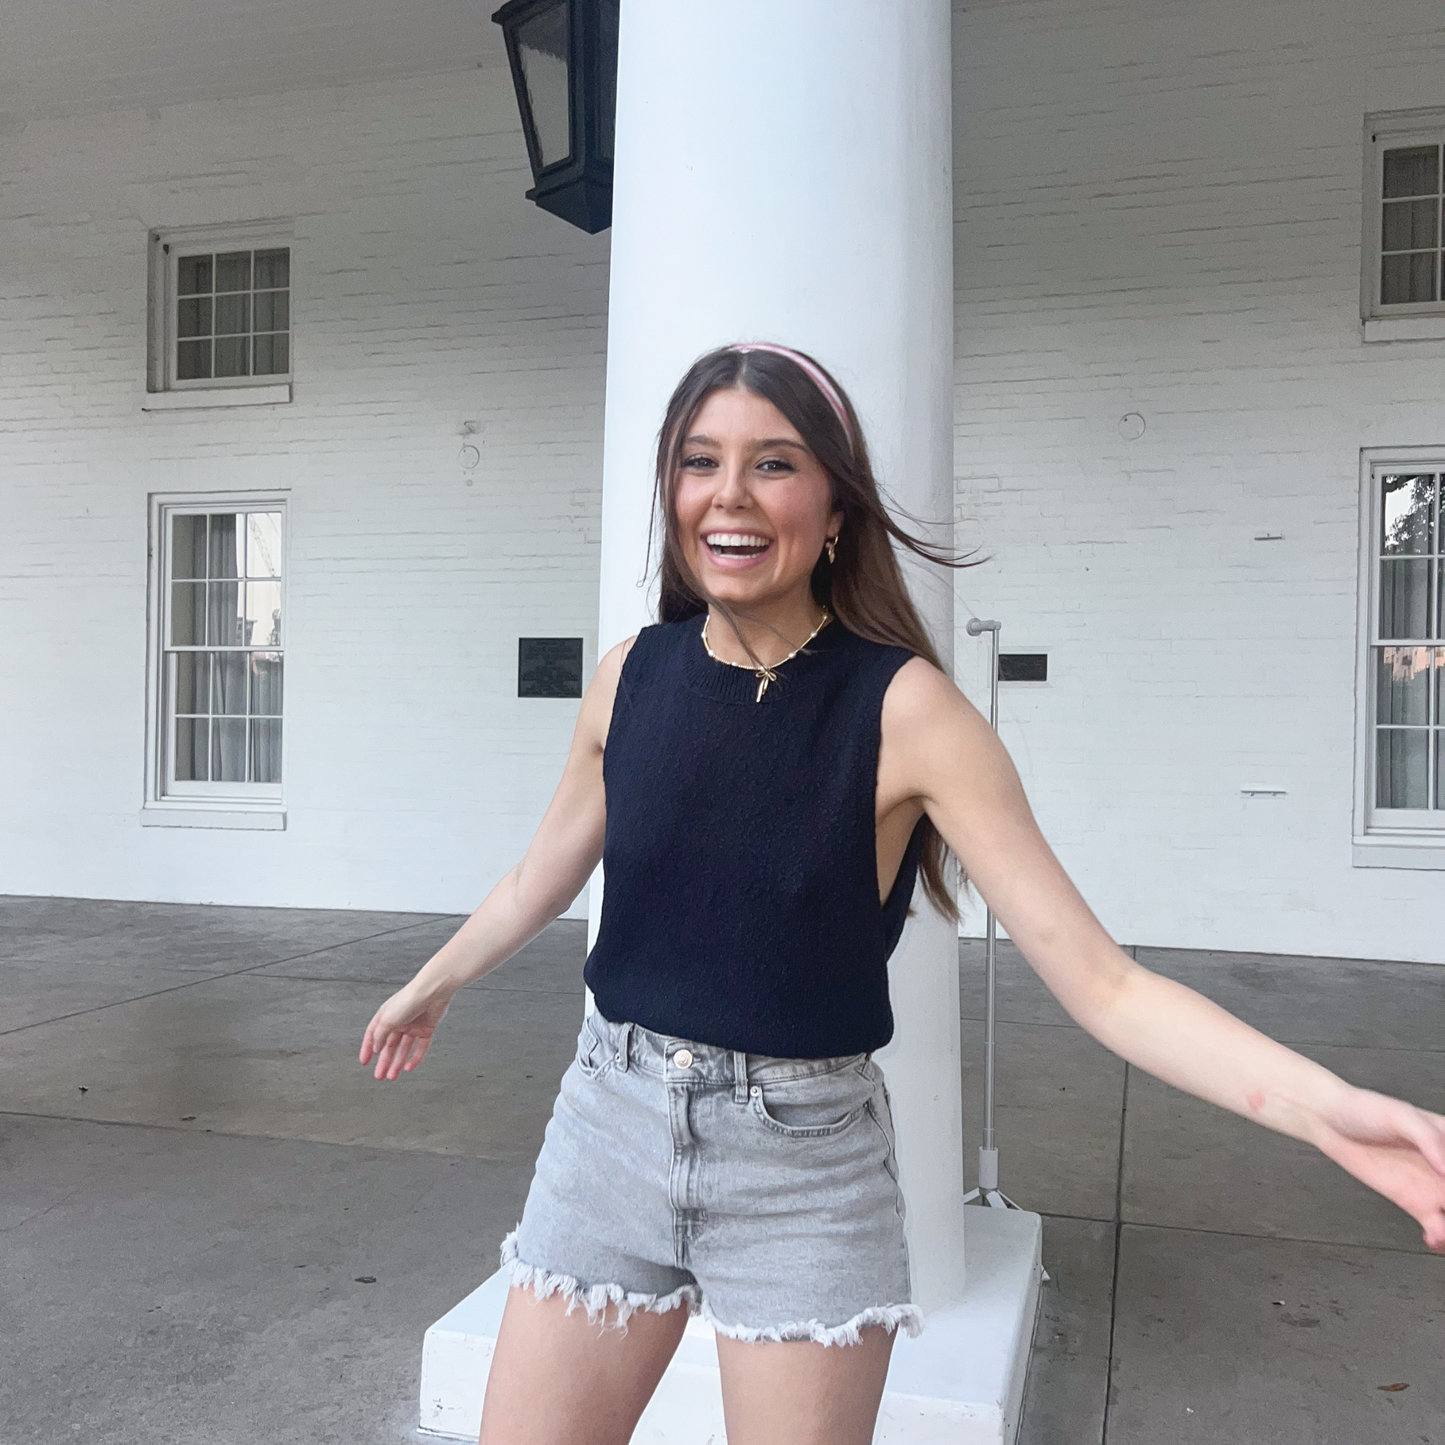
[1,899,1441,1445]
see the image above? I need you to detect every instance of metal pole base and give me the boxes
[963,1146,1025,1210]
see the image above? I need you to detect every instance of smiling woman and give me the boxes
[360,343,1445,1445]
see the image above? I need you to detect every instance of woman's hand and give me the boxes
[1312,1087,1445,1252]
[359,983,452,1081]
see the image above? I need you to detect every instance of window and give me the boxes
[144,497,287,827]
[1355,453,1445,866]
[146,223,292,407]
[174,248,290,383]
[1362,111,1445,339]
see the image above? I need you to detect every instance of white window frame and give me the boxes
[145,221,293,409]
[1361,110,1445,343]
[1353,448,1445,868]
[142,491,289,830]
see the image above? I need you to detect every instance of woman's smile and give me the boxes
[701,530,774,567]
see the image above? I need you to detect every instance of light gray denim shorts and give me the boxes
[502,1009,920,1345]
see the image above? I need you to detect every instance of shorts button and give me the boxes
[673,1048,694,1069]
[749,1085,761,1097]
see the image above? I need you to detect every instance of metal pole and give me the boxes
[963,617,1019,1210]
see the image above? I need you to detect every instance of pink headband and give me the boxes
[729,342,852,445]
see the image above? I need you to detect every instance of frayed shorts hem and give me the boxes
[501,1231,701,1329]
[501,1231,923,1346]
[701,1299,924,1347]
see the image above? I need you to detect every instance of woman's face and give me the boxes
[672,386,842,612]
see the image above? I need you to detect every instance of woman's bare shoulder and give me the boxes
[576,634,640,750]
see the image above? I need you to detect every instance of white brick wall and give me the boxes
[0,68,607,915]
[951,0,1445,961]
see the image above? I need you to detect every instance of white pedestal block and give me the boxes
[419,1207,1043,1444]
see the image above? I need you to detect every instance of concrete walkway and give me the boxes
[1,897,1440,1444]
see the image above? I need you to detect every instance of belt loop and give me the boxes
[617,1021,633,1072]
[732,1050,748,1104]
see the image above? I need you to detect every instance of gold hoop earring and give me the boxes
[825,536,837,565]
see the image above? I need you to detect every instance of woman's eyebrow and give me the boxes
[682,433,806,451]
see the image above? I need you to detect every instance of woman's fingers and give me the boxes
[375,1030,404,1081]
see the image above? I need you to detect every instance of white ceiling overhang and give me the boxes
[1,0,508,123]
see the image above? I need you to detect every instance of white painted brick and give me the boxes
[951,0,1444,962]
[0,69,605,917]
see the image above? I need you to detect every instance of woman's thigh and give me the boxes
[715,1327,896,1445]
[479,1286,689,1445]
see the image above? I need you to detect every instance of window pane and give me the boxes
[171,514,207,579]
[211,718,247,782]
[208,514,241,578]
[207,580,243,646]
[177,255,212,295]
[253,248,289,289]
[1383,146,1440,199]
[1377,646,1432,725]
[177,296,212,339]
[170,582,205,646]
[1381,473,1434,555]
[517,5,571,168]
[1381,251,1438,305]
[253,290,288,332]
[1382,198,1439,252]
[245,513,282,577]
[1379,559,1432,638]
[172,651,211,714]
[252,333,288,375]
[244,580,282,646]
[214,293,251,336]
[250,653,283,714]
[1377,729,1429,808]
[250,718,283,783]
[213,651,247,715]
[176,339,211,380]
[214,336,250,377]
[175,718,209,781]
[215,252,251,292]
[1438,731,1445,811]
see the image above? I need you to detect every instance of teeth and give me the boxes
[705,533,771,548]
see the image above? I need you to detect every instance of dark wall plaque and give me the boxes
[518,637,584,698]
[999,653,1048,682]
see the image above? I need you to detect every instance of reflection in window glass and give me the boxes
[1372,469,1443,817]
[163,508,285,790]
[517,5,571,168]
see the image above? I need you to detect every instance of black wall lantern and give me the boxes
[492,0,619,233]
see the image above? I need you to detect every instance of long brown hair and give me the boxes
[649,343,977,922]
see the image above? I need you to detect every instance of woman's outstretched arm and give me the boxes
[880,657,1445,1252]
[359,638,632,1081]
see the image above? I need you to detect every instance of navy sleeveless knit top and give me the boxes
[582,614,924,1058]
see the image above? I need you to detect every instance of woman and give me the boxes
[361,343,1445,1445]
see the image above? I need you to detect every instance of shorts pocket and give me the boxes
[574,1013,617,1081]
[750,1060,876,1139]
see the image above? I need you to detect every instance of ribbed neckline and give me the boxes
[682,611,848,705]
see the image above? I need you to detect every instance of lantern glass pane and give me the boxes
[517,3,571,168]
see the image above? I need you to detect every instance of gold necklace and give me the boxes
[701,609,832,702]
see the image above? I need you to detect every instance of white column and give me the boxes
[596,0,964,1310]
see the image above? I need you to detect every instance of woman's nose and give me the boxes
[712,461,751,508]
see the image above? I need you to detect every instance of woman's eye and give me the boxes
[756,457,796,473]
[681,454,717,470]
